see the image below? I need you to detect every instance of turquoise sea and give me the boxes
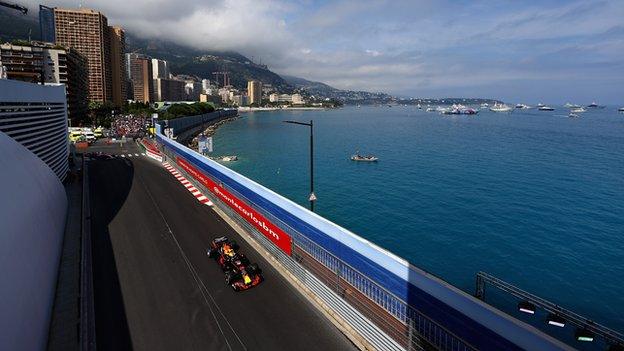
[212,105,624,336]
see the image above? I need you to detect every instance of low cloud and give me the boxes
[26,0,624,102]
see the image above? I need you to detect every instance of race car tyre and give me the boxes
[225,271,237,284]
[230,240,239,251]
[248,263,261,274]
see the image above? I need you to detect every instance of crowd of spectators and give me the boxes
[110,114,149,138]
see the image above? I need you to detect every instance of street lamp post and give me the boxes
[283,120,316,212]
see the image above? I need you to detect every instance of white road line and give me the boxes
[135,153,139,156]
[138,177,241,351]
[128,154,133,157]
[121,155,125,158]
[191,190,201,196]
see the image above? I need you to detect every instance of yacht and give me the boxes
[515,103,531,109]
[537,103,545,108]
[442,104,478,115]
[489,103,512,112]
[618,107,624,112]
[564,102,581,108]
[351,152,378,162]
[538,106,555,111]
[570,107,586,113]
[587,101,605,109]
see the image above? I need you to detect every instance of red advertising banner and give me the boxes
[176,156,292,255]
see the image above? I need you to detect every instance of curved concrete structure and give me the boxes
[0,130,67,351]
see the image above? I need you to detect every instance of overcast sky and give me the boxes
[29,0,624,103]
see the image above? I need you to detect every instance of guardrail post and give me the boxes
[474,273,485,300]
[407,317,414,351]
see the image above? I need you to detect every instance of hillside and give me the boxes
[126,34,293,92]
[0,8,39,42]
[281,75,339,95]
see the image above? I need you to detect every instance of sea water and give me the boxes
[212,105,624,335]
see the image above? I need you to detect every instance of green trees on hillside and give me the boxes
[159,102,215,120]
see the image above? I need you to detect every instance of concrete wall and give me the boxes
[0,130,67,350]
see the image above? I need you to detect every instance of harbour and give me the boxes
[211,105,624,336]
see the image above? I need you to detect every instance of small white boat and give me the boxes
[214,155,238,161]
[538,106,555,111]
[619,107,624,112]
[568,113,580,118]
[537,103,545,108]
[564,102,581,108]
[351,153,378,162]
[515,103,531,109]
[426,107,435,112]
[490,103,512,112]
[480,103,490,108]
[570,107,586,113]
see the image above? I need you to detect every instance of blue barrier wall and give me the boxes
[156,123,571,351]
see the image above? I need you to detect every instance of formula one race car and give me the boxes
[206,236,263,291]
[225,263,263,291]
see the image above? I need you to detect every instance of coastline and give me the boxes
[188,113,240,148]
[238,106,328,112]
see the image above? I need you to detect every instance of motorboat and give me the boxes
[442,104,478,115]
[351,153,378,162]
[417,104,422,109]
[619,107,624,112]
[213,155,238,162]
[489,103,512,112]
[570,107,586,113]
[515,103,531,109]
[537,103,545,108]
[538,106,555,111]
[587,102,605,109]
[564,102,581,108]
[480,103,490,108]
[426,107,435,112]
[568,113,580,118]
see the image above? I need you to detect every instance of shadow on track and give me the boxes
[88,158,134,351]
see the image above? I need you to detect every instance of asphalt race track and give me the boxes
[87,141,357,351]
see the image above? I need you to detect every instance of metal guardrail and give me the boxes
[476,271,624,348]
[162,146,477,351]
[79,156,96,351]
